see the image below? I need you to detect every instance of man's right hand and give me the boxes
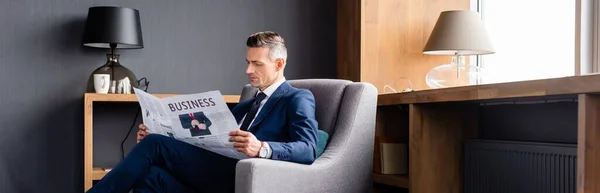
[137,124,149,143]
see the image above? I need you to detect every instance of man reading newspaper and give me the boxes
[86,31,319,193]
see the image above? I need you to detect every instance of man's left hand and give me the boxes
[229,130,262,157]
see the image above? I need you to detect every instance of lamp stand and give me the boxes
[110,43,116,82]
[86,46,139,93]
[452,53,465,79]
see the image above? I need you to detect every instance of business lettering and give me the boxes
[168,98,216,112]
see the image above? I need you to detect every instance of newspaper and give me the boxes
[133,88,248,160]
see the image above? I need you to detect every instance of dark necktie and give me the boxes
[240,92,267,131]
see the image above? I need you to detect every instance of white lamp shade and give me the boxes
[423,10,494,55]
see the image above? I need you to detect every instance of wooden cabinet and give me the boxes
[374,74,600,192]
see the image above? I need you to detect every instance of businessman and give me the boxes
[86,31,319,193]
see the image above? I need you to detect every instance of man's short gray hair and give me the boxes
[246,31,287,62]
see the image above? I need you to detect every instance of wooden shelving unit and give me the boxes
[84,93,240,103]
[92,168,109,180]
[83,93,240,191]
[377,73,600,105]
[374,74,600,193]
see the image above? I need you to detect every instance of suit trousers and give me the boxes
[86,134,239,193]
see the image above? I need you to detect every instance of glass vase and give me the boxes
[86,54,139,93]
[425,55,482,89]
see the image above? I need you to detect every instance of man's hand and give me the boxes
[137,124,150,143]
[229,130,262,157]
[191,120,207,130]
[198,123,206,130]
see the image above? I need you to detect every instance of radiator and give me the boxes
[464,139,577,193]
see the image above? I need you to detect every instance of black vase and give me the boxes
[86,54,139,93]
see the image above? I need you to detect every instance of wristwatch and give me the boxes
[259,142,269,158]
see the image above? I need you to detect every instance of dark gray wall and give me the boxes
[0,0,336,192]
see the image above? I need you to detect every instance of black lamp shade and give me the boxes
[83,6,144,49]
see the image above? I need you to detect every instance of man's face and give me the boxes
[245,47,281,90]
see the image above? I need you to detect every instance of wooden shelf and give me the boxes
[378,74,600,106]
[373,173,409,189]
[84,93,241,103]
[92,168,109,180]
[84,93,241,191]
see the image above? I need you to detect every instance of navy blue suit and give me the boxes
[86,81,319,193]
[232,81,318,164]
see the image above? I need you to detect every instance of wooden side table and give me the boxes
[83,93,240,191]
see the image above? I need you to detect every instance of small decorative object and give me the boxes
[383,77,414,93]
[110,80,116,93]
[423,10,495,88]
[93,74,111,94]
[82,6,144,93]
[117,77,132,94]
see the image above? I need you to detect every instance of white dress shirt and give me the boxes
[239,77,286,158]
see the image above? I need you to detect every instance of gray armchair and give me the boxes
[234,79,378,193]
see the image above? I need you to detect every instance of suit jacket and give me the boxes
[231,81,319,164]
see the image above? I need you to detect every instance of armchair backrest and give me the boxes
[239,79,355,135]
[238,79,377,152]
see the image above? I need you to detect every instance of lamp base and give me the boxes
[425,63,482,89]
[86,54,139,93]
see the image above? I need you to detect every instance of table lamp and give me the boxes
[423,10,494,88]
[83,6,144,93]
